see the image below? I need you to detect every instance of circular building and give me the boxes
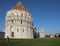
[5,2,33,39]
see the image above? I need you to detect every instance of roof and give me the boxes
[10,2,28,12]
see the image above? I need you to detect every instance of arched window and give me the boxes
[17,28,19,32]
[11,20,13,23]
[21,20,22,24]
[23,29,24,32]
[21,13,23,16]
[21,13,23,17]
[12,13,14,15]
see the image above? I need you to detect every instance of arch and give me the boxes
[11,32,14,37]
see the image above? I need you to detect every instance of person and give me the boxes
[7,36,9,42]
[7,36,9,46]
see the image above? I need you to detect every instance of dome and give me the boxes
[10,2,28,12]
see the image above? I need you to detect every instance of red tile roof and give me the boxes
[10,2,28,12]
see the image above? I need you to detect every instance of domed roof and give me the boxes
[10,2,28,12]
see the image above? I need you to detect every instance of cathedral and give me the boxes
[5,2,45,39]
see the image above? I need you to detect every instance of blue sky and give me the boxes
[0,0,60,34]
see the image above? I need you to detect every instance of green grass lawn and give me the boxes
[0,38,60,46]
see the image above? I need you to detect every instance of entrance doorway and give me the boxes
[11,32,14,37]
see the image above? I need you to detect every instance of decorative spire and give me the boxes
[10,2,28,12]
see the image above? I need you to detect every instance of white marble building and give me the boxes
[5,2,45,39]
[39,28,45,38]
[5,2,33,39]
